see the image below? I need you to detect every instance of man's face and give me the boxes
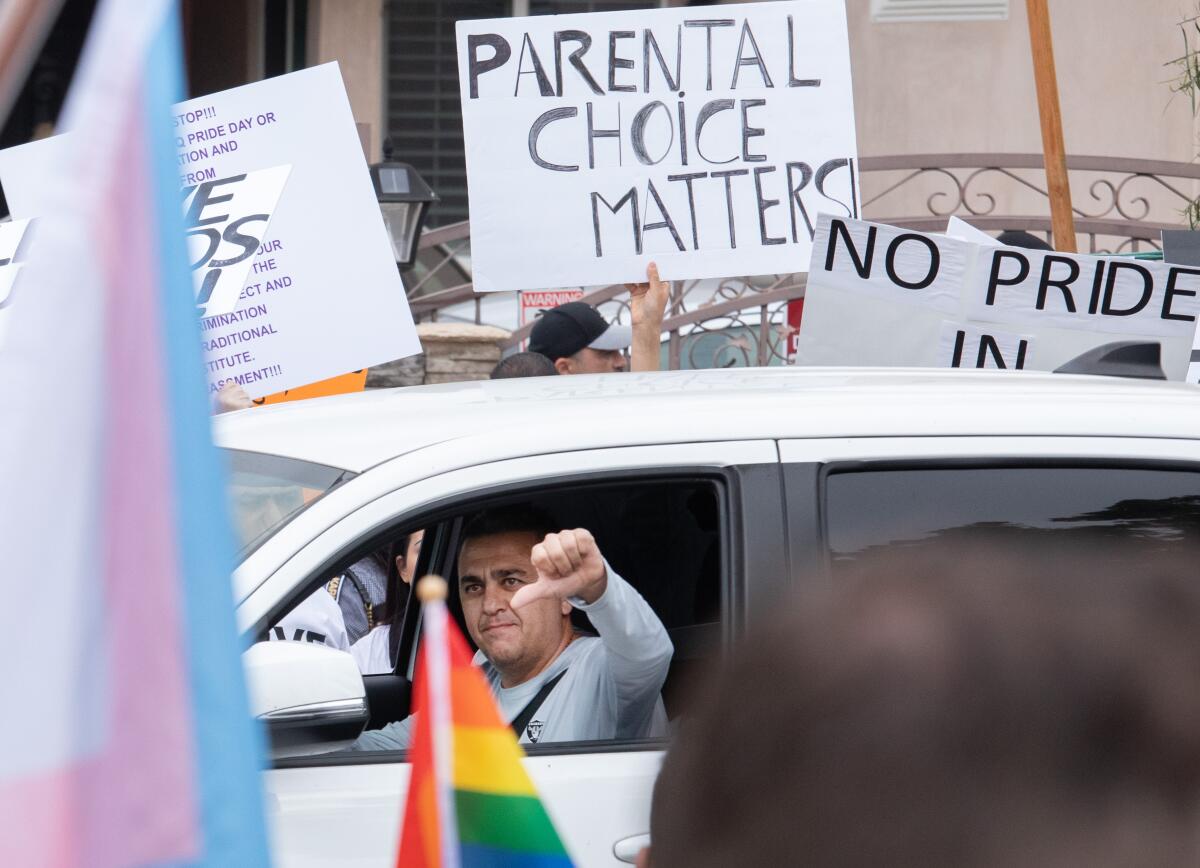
[558,347,625,374]
[458,530,572,682]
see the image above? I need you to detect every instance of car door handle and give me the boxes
[613,833,650,864]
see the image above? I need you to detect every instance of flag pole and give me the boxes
[0,0,68,130]
[1025,0,1076,252]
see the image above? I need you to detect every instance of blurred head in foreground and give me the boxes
[649,542,1200,868]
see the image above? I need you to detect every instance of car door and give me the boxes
[248,439,785,868]
[778,435,1200,588]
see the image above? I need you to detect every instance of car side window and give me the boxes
[435,480,723,733]
[261,475,726,756]
[824,466,1200,570]
[263,530,424,664]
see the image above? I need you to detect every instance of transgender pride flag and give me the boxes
[0,1,269,865]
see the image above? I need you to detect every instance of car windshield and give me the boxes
[224,449,355,560]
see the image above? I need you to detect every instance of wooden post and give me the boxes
[0,0,68,131]
[1025,0,1076,252]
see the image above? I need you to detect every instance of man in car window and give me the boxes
[351,507,673,750]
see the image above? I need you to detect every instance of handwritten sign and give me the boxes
[457,0,858,292]
[0,64,420,398]
[796,214,1200,379]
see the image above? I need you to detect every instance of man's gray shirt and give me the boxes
[351,566,673,750]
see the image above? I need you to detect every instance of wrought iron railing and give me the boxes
[409,154,1200,369]
[860,154,1200,254]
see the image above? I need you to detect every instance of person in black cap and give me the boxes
[529,262,669,375]
[528,301,633,374]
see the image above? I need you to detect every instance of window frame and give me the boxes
[870,0,1009,23]
[225,447,357,561]
[250,465,742,639]
[254,455,786,769]
[814,455,1200,565]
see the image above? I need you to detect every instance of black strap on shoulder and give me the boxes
[510,669,568,738]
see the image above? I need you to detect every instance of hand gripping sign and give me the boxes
[796,213,1200,379]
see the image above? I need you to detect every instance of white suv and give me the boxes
[219,368,1200,868]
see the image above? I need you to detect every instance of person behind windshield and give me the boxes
[351,506,673,749]
[267,577,349,650]
[268,536,416,657]
[350,530,424,674]
[333,550,391,645]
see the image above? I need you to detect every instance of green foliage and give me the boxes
[1170,15,1200,114]
[1185,199,1200,231]
[1170,12,1200,228]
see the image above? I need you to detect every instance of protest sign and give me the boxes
[1162,229,1200,383]
[0,64,419,398]
[0,219,30,296]
[796,214,1200,379]
[0,219,32,347]
[785,297,805,362]
[457,0,858,293]
[254,369,368,405]
[184,165,289,318]
[945,216,1000,247]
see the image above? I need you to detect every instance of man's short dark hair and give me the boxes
[650,542,1200,867]
[460,505,556,549]
[490,351,558,379]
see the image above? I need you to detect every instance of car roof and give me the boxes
[213,368,1200,474]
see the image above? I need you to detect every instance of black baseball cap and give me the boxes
[528,301,632,361]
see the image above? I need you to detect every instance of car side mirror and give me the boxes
[244,641,368,758]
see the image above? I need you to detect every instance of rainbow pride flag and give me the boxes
[398,581,574,868]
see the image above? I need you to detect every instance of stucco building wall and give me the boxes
[307,0,385,162]
[304,1,1200,230]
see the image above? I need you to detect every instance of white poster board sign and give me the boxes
[946,216,1000,247]
[796,214,1200,379]
[0,218,32,348]
[457,0,858,292]
[184,165,290,318]
[1159,229,1200,384]
[0,63,419,398]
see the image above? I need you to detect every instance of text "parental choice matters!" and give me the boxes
[457,0,858,292]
